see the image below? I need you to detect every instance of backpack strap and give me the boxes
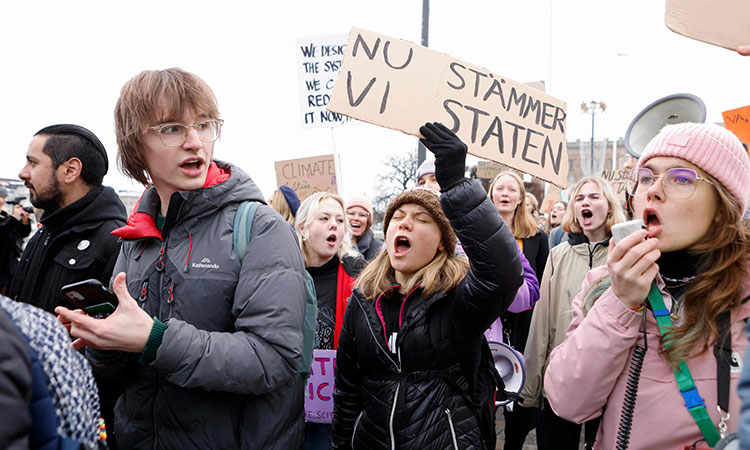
[233,201,260,262]
[232,201,318,380]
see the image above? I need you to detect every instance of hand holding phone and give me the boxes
[61,279,119,319]
[56,272,154,353]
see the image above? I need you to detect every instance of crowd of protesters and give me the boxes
[0,66,749,450]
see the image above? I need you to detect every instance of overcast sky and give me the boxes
[1,0,747,200]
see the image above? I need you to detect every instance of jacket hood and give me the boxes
[41,185,127,232]
[566,232,610,247]
[113,161,264,240]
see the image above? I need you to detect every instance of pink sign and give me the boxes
[305,349,337,423]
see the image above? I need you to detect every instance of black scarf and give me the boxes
[657,249,702,300]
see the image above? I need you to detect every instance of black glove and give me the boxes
[419,122,467,191]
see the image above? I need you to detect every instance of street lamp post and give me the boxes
[580,100,606,176]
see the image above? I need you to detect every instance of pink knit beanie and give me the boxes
[346,194,373,216]
[638,122,750,212]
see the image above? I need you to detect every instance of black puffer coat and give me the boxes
[331,179,523,450]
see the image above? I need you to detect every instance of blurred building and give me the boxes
[117,191,141,216]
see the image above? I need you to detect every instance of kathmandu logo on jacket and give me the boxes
[192,257,220,270]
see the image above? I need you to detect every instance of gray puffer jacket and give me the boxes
[88,161,307,450]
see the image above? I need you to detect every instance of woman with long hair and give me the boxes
[296,192,366,449]
[487,170,550,449]
[545,200,568,248]
[296,192,366,352]
[544,123,750,449]
[331,123,523,450]
[521,176,625,449]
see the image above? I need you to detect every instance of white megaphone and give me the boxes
[488,341,526,407]
[624,93,707,159]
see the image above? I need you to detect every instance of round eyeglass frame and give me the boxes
[149,118,224,147]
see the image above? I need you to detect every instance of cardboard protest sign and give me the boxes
[297,34,353,128]
[328,28,569,188]
[723,105,750,149]
[476,161,504,180]
[305,350,336,424]
[665,0,750,51]
[540,185,562,215]
[600,168,630,205]
[275,154,338,201]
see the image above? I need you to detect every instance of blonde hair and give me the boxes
[114,68,220,186]
[295,192,358,267]
[561,177,625,237]
[355,244,469,300]
[487,170,538,238]
[270,189,294,226]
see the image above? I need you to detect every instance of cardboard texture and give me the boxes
[275,154,338,201]
[296,34,353,128]
[540,185,562,215]
[665,0,750,51]
[476,160,504,179]
[328,28,569,188]
[600,168,630,206]
[723,105,750,148]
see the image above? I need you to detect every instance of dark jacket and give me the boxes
[355,228,383,262]
[308,253,367,350]
[331,179,523,450]
[8,185,126,312]
[0,212,31,287]
[87,162,308,450]
[501,230,549,352]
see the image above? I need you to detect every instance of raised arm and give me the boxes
[420,122,523,333]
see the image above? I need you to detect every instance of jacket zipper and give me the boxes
[389,383,400,450]
[351,410,364,448]
[357,300,400,371]
[153,240,167,449]
[357,299,402,448]
[445,408,459,450]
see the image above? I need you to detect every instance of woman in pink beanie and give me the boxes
[345,194,383,262]
[544,122,750,449]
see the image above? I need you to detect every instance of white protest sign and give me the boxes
[328,28,569,188]
[296,34,353,128]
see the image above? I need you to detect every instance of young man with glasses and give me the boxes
[56,68,308,449]
[345,194,383,262]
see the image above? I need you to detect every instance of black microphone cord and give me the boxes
[615,305,649,450]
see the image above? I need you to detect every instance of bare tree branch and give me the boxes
[371,150,418,227]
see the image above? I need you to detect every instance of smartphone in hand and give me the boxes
[61,279,119,319]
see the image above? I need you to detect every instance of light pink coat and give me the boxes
[544,266,750,450]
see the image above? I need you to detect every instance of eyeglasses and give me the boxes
[346,210,370,218]
[150,119,224,147]
[627,167,713,199]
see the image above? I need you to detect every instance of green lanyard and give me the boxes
[647,282,722,446]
